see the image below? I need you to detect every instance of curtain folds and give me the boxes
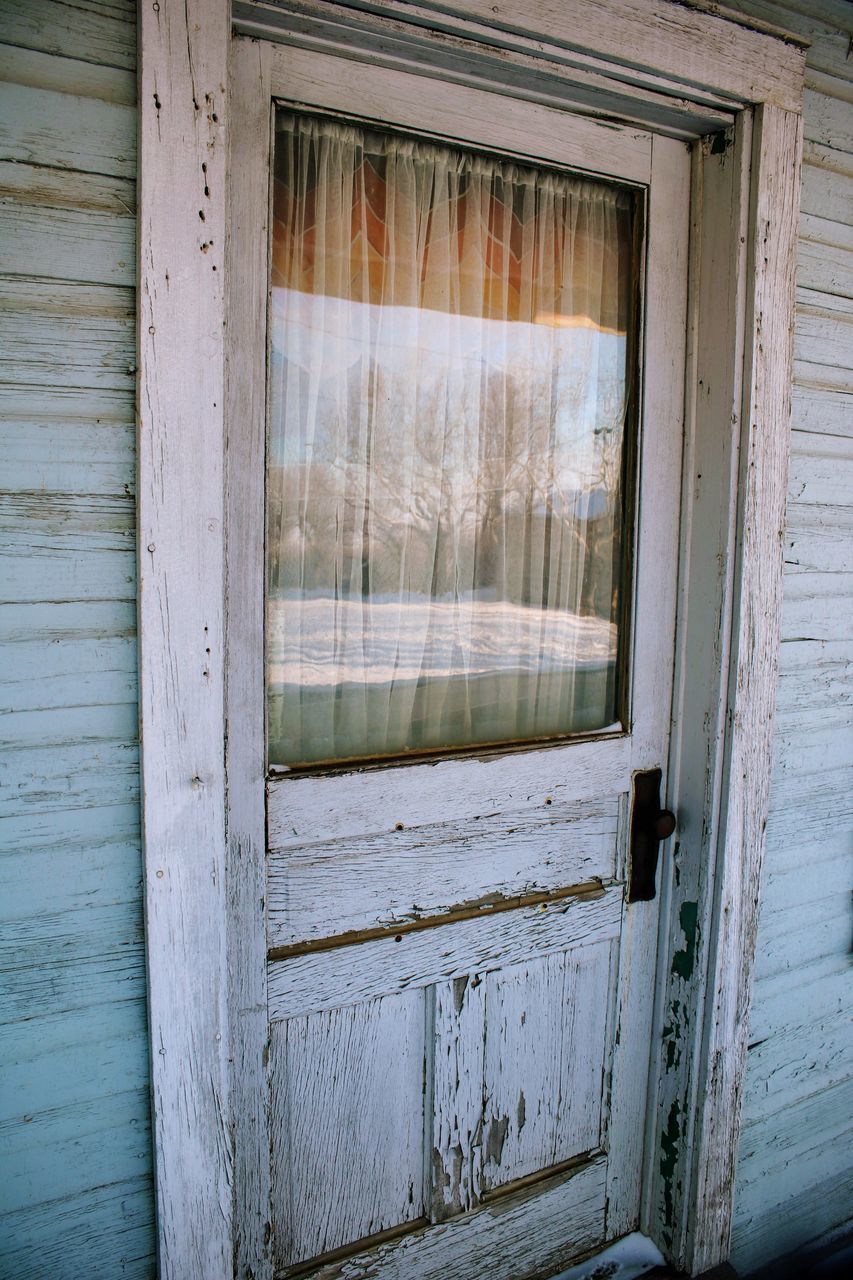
[267,112,636,766]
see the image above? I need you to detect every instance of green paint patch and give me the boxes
[659,1098,682,1240]
[671,900,699,981]
[662,999,683,1070]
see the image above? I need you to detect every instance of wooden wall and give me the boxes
[0,2,156,1276]
[723,0,853,1271]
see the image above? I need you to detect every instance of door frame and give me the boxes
[136,3,805,1278]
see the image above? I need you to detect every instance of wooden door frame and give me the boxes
[137,3,804,1278]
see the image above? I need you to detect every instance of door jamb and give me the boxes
[137,3,804,1277]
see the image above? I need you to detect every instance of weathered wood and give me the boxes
[733,1163,853,1278]
[267,736,632,850]
[0,941,146,1023]
[0,279,134,392]
[794,305,853,390]
[605,129,691,1242]
[1,1085,151,1216]
[267,799,619,948]
[268,888,622,1020]
[0,159,136,216]
[138,1,231,1277]
[798,234,853,298]
[480,942,611,1192]
[689,104,804,1274]
[743,1009,852,1116]
[745,951,851,1043]
[732,1079,853,1274]
[269,993,426,1269]
[0,80,135,177]
[265,40,652,184]
[304,1156,607,1280]
[646,112,754,1266]
[791,385,853,439]
[0,1173,155,1280]
[0,740,139,822]
[429,975,486,1221]
[720,0,853,83]
[225,34,274,1280]
[0,0,137,71]
[785,500,853,573]
[0,40,135,105]
[0,200,135,286]
[801,157,853,224]
[751,891,850,981]
[309,0,807,110]
[236,0,736,138]
[803,85,853,152]
[0,998,148,1123]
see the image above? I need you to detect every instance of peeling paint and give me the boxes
[659,1098,682,1241]
[485,1114,510,1166]
[661,998,684,1071]
[452,974,469,1015]
[671,900,699,981]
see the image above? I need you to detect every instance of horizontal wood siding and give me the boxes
[724,1,853,1272]
[0,2,155,1276]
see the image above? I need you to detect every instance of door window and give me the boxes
[267,111,640,766]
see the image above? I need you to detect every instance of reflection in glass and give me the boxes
[267,112,637,766]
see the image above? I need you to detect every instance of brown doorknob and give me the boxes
[629,770,676,902]
[653,810,677,841]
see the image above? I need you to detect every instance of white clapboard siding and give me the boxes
[725,1,853,1270]
[267,797,619,948]
[0,2,154,1277]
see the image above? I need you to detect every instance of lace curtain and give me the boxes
[267,112,636,766]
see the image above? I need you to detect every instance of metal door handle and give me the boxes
[628,767,675,902]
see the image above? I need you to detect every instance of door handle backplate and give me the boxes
[628,767,676,903]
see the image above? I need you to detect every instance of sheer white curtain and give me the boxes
[267,112,635,766]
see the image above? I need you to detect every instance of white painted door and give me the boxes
[229,37,689,1280]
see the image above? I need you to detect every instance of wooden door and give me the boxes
[229,37,689,1280]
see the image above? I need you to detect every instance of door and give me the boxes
[229,36,689,1280]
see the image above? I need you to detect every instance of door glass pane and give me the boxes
[267,111,638,767]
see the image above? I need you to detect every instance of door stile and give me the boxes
[643,113,755,1269]
[225,35,275,1280]
[603,131,691,1239]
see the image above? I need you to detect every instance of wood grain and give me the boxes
[268,888,622,1020]
[270,992,426,1269]
[429,975,486,1221]
[226,36,275,1280]
[267,735,632,848]
[480,943,611,1192]
[689,102,803,1274]
[138,2,232,1276]
[235,0,735,138]
[303,1155,607,1280]
[299,0,806,111]
[267,798,619,948]
[265,40,652,183]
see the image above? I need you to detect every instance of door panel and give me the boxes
[269,925,618,1271]
[480,942,612,1192]
[270,991,427,1268]
[266,795,620,949]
